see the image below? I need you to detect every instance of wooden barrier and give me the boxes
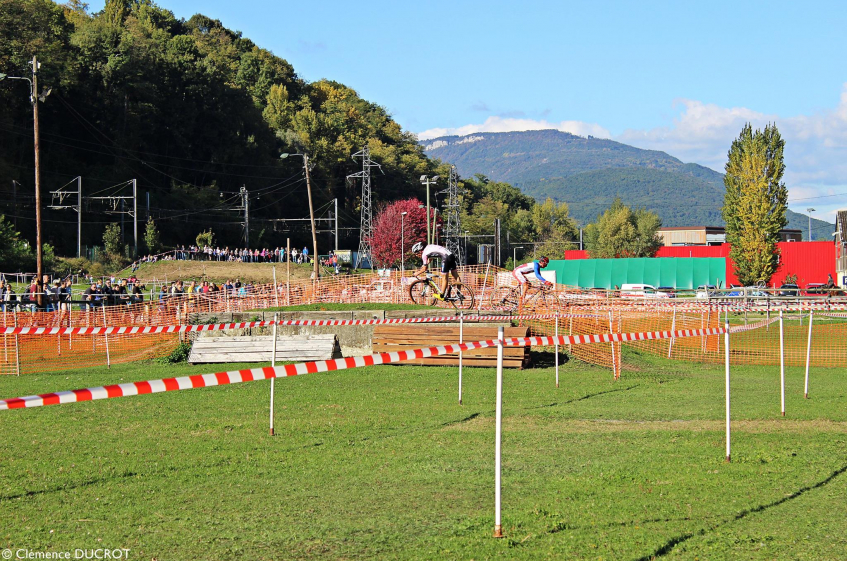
[372,324,530,368]
[188,334,342,364]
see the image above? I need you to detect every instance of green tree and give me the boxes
[0,215,33,271]
[103,223,121,255]
[531,198,579,258]
[196,229,215,248]
[722,123,788,286]
[584,198,662,258]
[144,218,161,254]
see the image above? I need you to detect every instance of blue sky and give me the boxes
[88,0,847,223]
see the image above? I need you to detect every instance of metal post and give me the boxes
[334,197,339,252]
[804,311,813,399]
[555,310,560,388]
[102,303,110,368]
[780,310,785,416]
[457,312,464,405]
[725,320,731,462]
[270,312,278,436]
[493,326,504,538]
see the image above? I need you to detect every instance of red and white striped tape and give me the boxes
[728,316,781,334]
[0,326,724,410]
[0,313,566,337]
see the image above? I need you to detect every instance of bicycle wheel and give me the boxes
[487,286,518,312]
[524,287,556,311]
[408,279,436,306]
[449,282,476,310]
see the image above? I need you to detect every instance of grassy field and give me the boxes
[125,260,318,285]
[1,348,846,560]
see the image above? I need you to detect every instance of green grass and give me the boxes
[1,349,845,560]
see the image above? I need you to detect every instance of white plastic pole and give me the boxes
[780,309,785,417]
[493,326,504,538]
[555,311,560,388]
[725,320,731,462]
[609,311,617,380]
[13,308,20,376]
[102,304,110,368]
[270,312,278,436]
[668,307,677,359]
[458,311,463,405]
[273,266,279,308]
[804,311,813,399]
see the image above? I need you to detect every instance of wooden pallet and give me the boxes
[372,324,530,368]
[188,334,342,364]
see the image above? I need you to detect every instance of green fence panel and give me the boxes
[550,258,726,290]
[659,258,677,288]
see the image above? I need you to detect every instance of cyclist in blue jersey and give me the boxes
[512,256,552,302]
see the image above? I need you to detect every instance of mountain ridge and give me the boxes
[422,129,830,237]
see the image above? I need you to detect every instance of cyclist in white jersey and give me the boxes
[412,242,458,300]
[513,256,552,302]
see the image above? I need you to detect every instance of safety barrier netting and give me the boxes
[2,264,847,375]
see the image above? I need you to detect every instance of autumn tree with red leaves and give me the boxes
[370,199,440,268]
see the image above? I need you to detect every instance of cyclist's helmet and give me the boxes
[411,242,425,253]
[539,256,550,266]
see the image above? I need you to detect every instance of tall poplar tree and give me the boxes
[722,124,788,286]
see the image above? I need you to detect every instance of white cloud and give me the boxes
[615,86,847,221]
[419,89,847,220]
[417,116,611,141]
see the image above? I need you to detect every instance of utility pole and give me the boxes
[444,165,464,265]
[334,197,339,252]
[85,179,137,256]
[493,218,501,267]
[32,56,44,307]
[1,56,51,304]
[348,146,382,269]
[304,155,319,279]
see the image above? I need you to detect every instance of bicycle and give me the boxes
[487,282,557,312]
[408,273,475,310]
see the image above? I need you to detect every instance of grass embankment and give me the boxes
[127,260,317,285]
[1,349,845,559]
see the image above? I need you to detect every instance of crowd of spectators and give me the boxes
[133,245,313,269]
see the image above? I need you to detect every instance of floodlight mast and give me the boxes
[420,175,439,245]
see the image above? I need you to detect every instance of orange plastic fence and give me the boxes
[2,265,845,376]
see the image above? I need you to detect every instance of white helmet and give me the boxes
[411,242,425,253]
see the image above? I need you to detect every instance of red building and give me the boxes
[563,241,835,288]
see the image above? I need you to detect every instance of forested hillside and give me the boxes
[0,0,444,257]
[424,130,831,235]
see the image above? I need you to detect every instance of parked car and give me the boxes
[656,286,676,298]
[620,284,671,299]
[804,283,827,296]
[695,285,718,299]
[726,286,769,298]
[777,284,800,297]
